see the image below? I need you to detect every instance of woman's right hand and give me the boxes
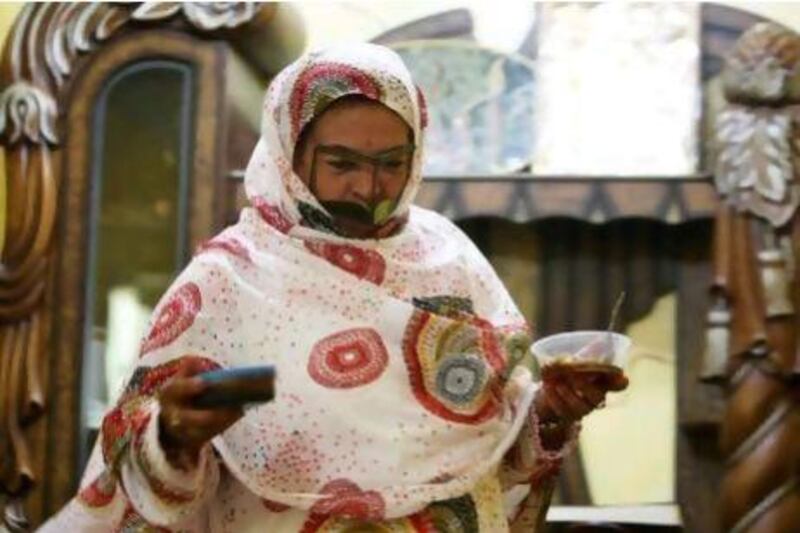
[158,359,243,469]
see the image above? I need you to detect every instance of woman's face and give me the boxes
[293,98,413,238]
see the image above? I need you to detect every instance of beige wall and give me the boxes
[0,3,21,255]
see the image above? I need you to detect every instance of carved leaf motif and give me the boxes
[0,83,58,145]
[723,23,800,104]
[129,2,182,22]
[714,107,798,225]
[181,3,257,30]
[131,2,257,31]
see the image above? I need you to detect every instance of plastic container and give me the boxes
[530,330,632,370]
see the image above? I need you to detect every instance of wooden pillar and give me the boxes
[706,22,800,533]
[0,4,272,529]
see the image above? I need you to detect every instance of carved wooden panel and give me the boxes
[230,175,718,225]
[0,3,267,529]
[435,177,718,224]
[707,21,800,533]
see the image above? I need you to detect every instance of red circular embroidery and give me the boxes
[140,283,202,356]
[253,197,293,234]
[305,242,386,285]
[289,62,382,141]
[196,237,252,263]
[78,473,116,508]
[308,328,388,389]
[309,479,385,520]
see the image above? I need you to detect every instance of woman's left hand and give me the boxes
[531,370,627,451]
[535,369,629,424]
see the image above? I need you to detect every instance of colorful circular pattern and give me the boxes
[140,283,202,356]
[435,354,487,405]
[290,62,383,142]
[402,310,505,424]
[308,328,389,389]
[305,241,387,285]
[308,479,386,521]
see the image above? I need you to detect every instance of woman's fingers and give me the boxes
[582,368,629,393]
[175,407,244,440]
[541,384,580,421]
[568,378,608,410]
[537,368,630,425]
[605,372,629,392]
[581,385,607,409]
[160,377,207,405]
[568,370,628,398]
[549,383,594,421]
[161,406,241,449]
[533,388,558,422]
[178,358,213,378]
[538,385,565,420]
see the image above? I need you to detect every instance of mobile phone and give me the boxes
[192,365,276,409]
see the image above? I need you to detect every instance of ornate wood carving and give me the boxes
[708,22,800,532]
[228,175,719,225]
[0,3,262,530]
[418,177,718,224]
[701,3,768,83]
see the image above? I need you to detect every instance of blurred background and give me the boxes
[1,2,799,532]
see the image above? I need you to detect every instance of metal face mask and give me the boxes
[309,143,415,226]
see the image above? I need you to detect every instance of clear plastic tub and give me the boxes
[530,330,632,369]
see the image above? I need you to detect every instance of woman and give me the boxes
[42,43,623,532]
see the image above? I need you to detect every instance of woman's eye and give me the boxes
[327,159,358,172]
[381,160,405,171]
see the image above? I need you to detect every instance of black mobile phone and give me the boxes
[192,365,276,409]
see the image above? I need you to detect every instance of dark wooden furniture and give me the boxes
[0,3,299,529]
[706,22,800,533]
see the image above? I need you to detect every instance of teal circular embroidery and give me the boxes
[435,354,486,405]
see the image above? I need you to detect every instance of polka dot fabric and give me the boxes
[40,44,549,532]
[245,43,427,237]
[197,208,536,518]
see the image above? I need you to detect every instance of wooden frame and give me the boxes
[50,29,227,516]
[418,176,717,224]
[0,3,267,528]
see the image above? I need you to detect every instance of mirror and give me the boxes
[78,60,196,469]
